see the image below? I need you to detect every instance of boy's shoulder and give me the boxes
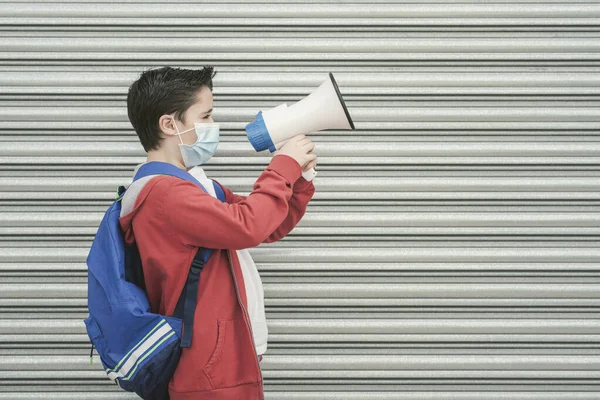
[121,175,202,218]
[138,175,205,201]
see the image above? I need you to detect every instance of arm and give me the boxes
[164,155,302,250]
[264,177,314,243]
[214,170,315,244]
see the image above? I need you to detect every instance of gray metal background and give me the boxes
[1,1,600,399]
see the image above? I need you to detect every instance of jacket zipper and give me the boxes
[226,250,264,398]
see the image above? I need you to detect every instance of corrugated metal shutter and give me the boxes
[1,1,600,399]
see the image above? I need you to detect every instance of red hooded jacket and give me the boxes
[118,154,315,400]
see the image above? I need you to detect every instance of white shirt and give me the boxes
[187,166,268,356]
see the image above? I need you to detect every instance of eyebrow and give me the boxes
[202,108,213,115]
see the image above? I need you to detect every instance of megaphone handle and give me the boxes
[301,168,317,182]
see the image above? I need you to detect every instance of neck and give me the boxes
[146,149,187,171]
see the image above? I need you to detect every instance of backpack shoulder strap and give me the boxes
[174,247,210,348]
[213,181,226,202]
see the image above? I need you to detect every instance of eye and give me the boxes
[203,114,211,119]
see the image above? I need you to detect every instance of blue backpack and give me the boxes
[84,161,225,399]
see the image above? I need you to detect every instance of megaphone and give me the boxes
[245,72,355,181]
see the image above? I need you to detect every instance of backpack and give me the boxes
[83,161,226,399]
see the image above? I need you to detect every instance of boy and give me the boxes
[119,66,316,400]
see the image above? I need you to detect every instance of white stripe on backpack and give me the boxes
[106,322,174,381]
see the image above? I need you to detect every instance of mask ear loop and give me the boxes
[171,116,194,145]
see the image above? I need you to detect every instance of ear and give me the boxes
[158,114,178,138]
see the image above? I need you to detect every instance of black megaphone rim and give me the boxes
[328,72,355,130]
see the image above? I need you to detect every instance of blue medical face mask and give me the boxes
[173,118,220,168]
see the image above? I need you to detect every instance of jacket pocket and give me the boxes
[203,317,258,389]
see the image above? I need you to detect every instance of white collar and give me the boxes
[187,166,217,198]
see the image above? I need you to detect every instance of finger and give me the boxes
[274,139,288,150]
[303,159,318,172]
[297,137,312,147]
[304,146,316,157]
[297,141,313,153]
[301,155,314,166]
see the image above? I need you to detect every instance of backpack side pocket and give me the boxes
[84,316,112,370]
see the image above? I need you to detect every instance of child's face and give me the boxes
[175,86,215,146]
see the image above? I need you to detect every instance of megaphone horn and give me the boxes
[245,72,355,181]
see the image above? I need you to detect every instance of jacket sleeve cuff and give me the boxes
[268,155,302,184]
[294,176,315,191]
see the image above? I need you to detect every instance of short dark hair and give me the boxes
[127,66,217,152]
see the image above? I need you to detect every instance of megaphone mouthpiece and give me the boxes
[246,111,276,152]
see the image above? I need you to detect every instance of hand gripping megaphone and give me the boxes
[245,72,355,181]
